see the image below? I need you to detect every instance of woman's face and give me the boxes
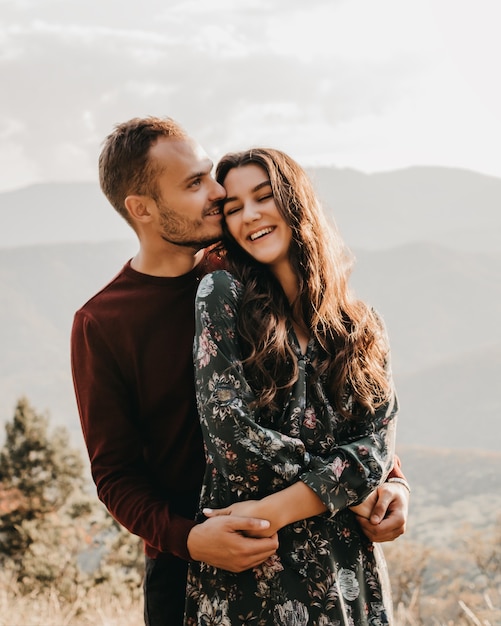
[222,164,293,272]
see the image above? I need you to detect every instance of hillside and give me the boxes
[0,239,499,454]
[0,166,499,453]
[311,166,501,253]
[395,445,501,545]
[1,166,500,252]
[351,243,501,374]
[396,345,501,451]
[0,183,134,248]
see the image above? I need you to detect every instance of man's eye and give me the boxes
[190,179,202,188]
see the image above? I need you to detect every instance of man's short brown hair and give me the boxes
[98,116,187,224]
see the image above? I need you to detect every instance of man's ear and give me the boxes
[124,195,154,224]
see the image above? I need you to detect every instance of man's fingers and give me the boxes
[357,515,406,543]
[202,508,272,533]
[203,506,230,517]
[226,515,271,532]
[187,516,278,572]
[368,491,392,524]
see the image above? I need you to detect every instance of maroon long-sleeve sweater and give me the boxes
[71,256,405,561]
[71,259,212,559]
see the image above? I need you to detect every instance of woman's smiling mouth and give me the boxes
[249,227,274,241]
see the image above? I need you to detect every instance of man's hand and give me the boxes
[187,514,279,572]
[203,500,276,537]
[349,489,378,520]
[202,481,327,539]
[354,481,409,542]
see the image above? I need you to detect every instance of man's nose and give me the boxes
[210,178,226,200]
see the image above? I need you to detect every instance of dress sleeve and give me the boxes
[194,271,398,515]
[299,393,398,515]
[297,304,398,514]
[193,271,309,502]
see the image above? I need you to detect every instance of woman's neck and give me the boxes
[272,261,299,305]
[272,262,310,355]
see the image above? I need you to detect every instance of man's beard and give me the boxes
[160,231,221,249]
[158,202,222,249]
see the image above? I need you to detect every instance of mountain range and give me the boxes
[0,166,500,456]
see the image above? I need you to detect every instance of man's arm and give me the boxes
[71,309,200,559]
[72,307,278,569]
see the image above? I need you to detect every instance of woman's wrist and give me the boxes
[259,481,327,531]
[258,494,287,532]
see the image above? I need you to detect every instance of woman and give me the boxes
[185,148,398,625]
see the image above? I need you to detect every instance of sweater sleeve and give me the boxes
[71,309,196,561]
[388,454,405,480]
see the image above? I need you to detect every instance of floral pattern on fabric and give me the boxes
[184,270,398,625]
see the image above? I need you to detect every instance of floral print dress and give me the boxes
[185,270,398,626]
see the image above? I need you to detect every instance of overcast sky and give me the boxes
[1,0,500,193]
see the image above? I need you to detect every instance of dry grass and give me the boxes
[2,574,499,626]
[2,530,500,626]
[0,572,142,626]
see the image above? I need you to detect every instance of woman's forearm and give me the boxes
[254,481,327,532]
[203,481,327,538]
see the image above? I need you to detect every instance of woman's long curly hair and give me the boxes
[215,148,392,419]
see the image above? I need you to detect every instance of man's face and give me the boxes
[148,136,225,249]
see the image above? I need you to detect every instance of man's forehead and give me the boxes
[151,135,210,168]
[188,138,210,161]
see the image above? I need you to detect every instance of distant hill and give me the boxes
[0,239,499,454]
[0,166,499,452]
[350,243,501,374]
[310,166,501,253]
[396,345,501,451]
[394,445,501,546]
[1,166,500,252]
[0,241,137,445]
[0,182,134,248]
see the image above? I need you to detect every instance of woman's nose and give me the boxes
[243,202,261,223]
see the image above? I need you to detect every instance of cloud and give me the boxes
[0,0,499,190]
[1,2,415,185]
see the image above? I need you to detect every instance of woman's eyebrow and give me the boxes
[224,180,271,205]
[252,180,272,193]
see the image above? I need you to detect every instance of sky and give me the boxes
[1,0,501,193]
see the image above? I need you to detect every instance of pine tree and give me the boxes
[0,397,88,579]
[0,396,84,519]
[0,397,143,600]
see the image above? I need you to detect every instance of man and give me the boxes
[71,117,409,626]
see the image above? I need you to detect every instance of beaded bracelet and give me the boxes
[387,477,411,493]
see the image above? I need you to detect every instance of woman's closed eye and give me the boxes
[224,204,241,216]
